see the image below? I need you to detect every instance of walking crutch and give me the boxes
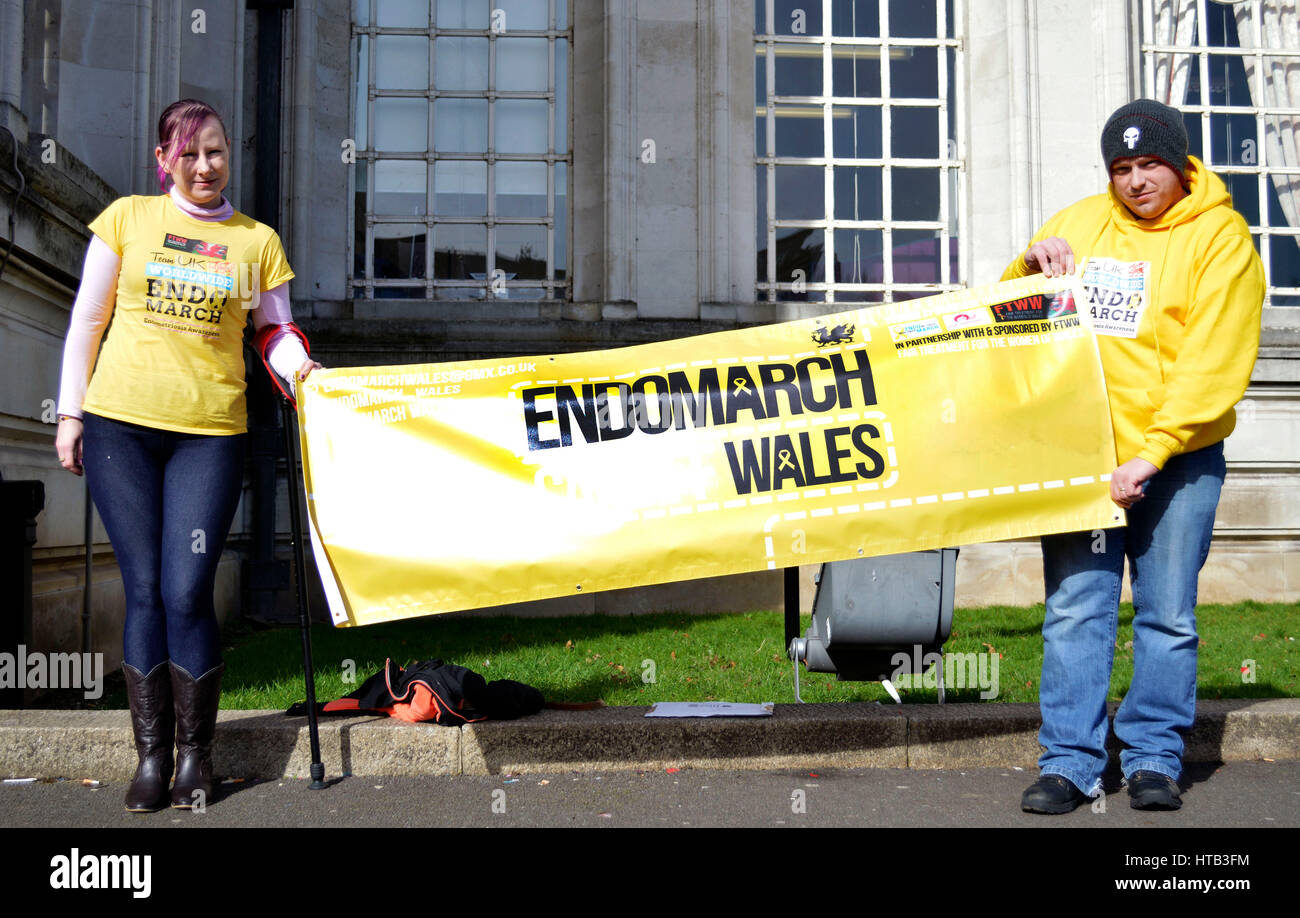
[255,327,326,790]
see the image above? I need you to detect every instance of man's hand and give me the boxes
[1110,457,1159,509]
[1023,237,1076,278]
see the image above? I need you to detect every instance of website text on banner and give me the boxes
[298,275,1122,628]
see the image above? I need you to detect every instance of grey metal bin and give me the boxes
[790,548,958,702]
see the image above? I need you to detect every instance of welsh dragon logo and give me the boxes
[812,322,855,348]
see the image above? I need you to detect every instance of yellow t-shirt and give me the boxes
[82,195,295,434]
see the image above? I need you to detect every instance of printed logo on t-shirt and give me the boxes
[163,232,229,259]
[140,247,237,340]
[1081,258,1149,338]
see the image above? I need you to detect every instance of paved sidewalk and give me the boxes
[2,699,1296,780]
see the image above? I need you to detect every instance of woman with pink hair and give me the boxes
[54,99,319,812]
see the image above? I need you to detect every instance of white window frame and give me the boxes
[755,0,967,304]
[349,0,572,301]
[1139,0,1300,306]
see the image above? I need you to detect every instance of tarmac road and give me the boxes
[4,760,1295,829]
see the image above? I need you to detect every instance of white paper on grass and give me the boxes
[645,701,775,718]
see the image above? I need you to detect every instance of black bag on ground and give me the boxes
[286,658,544,725]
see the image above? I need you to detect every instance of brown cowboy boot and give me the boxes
[122,662,174,812]
[169,661,223,809]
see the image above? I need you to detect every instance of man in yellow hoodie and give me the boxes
[1003,99,1264,814]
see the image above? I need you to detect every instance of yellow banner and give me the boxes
[299,275,1123,627]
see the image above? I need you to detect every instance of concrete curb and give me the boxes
[1,700,1296,781]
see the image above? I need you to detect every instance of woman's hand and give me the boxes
[56,417,85,476]
[1110,457,1159,509]
[297,359,324,381]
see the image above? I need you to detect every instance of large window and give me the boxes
[350,0,571,300]
[755,0,964,304]
[1141,0,1300,306]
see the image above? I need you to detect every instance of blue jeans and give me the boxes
[1037,442,1225,794]
[82,412,245,676]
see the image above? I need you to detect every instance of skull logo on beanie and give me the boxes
[1101,99,1189,174]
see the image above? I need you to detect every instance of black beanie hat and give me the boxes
[1100,99,1189,174]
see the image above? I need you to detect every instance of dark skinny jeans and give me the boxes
[82,411,244,676]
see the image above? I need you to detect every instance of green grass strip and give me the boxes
[66,602,1297,710]
[221,600,1298,709]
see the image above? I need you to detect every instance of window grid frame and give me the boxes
[1140,0,1300,306]
[349,0,572,301]
[756,0,967,304]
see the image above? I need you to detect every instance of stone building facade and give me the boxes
[1,0,1296,668]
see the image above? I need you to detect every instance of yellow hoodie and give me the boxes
[1002,156,1264,469]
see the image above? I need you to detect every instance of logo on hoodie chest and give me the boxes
[1081,258,1149,339]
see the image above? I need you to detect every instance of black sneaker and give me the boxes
[1021,774,1090,814]
[1126,770,1182,810]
